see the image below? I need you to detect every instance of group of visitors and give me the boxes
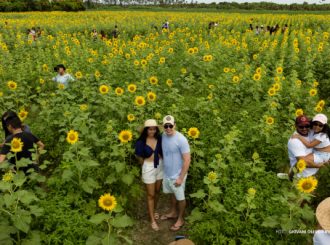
[249,23,288,35]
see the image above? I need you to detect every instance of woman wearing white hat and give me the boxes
[135,119,164,231]
[292,114,330,166]
[314,197,330,244]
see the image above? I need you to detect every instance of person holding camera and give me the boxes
[52,64,74,88]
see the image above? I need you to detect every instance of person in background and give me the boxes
[52,64,74,88]
[313,197,330,245]
[0,116,44,173]
[111,25,119,39]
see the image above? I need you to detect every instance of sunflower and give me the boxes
[253,54,258,60]
[159,57,165,64]
[42,64,48,71]
[134,60,140,66]
[141,59,147,66]
[317,100,325,108]
[181,68,187,74]
[154,112,161,119]
[223,67,230,73]
[7,81,17,90]
[94,70,101,78]
[309,88,317,97]
[315,106,323,113]
[127,84,137,93]
[10,138,23,153]
[207,171,217,182]
[256,67,262,74]
[99,85,109,94]
[58,83,65,90]
[295,80,302,87]
[2,171,14,182]
[98,193,117,212]
[313,81,319,87]
[135,96,145,106]
[187,127,200,139]
[295,109,304,117]
[276,66,283,74]
[296,176,318,193]
[18,109,28,121]
[193,47,198,53]
[203,55,208,62]
[268,88,276,96]
[166,79,173,87]
[232,75,240,83]
[147,92,156,102]
[127,114,135,122]
[115,87,124,96]
[187,48,194,54]
[118,130,133,143]
[247,188,256,196]
[266,116,274,125]
[296,159,306,173]
[75,71,83,79]
[168,47,174,53]
[273,83,281,91]
[80,104,88,111]
[149,76,158,85]
[39,78,45,84]
[66,130,79,144]
[251,72,261,81]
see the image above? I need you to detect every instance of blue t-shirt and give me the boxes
[162,131,190,179]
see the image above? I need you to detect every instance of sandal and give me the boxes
[154,212,160,220]
[160,214,178,220]
[170,222,184,232]
[151,221,160,231]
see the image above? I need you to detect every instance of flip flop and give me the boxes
[160,214,178,220]
[151,221,160,231]
[170,222,184,231]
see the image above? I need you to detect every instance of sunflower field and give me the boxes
[0,11,330,245]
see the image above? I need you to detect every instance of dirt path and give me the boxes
[131,193,190,245]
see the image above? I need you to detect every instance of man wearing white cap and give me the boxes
[160,115,191,231]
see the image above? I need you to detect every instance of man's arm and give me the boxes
[176,153,191,186]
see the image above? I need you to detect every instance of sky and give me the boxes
[196,0,329,4]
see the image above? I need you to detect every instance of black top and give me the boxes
[1,131,39,165]
[135,136,163,168]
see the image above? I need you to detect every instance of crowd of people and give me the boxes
[249,23,288,35]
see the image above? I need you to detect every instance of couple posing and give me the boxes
[135,115,191,231]
[288,113,330,177]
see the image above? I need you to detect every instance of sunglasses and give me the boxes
[164,124,174,129]
[313,122,324,127]
[298,125,310,129]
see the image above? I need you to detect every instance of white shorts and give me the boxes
[142,160,163,184]
[314,151,330,164]
[163,175,187,201]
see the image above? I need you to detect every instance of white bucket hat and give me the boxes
[144,119,158,128]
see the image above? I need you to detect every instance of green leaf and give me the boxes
[121,173,134,186]
[0,182,11,192]
[190,189,206,199]
[187,208,204,223]
[208,200,227,213]
[115,162,125,173]
[3,193,15,208]
[81,177,99,194]
[16,190,38,205]
[62,169,73,182]
[12,214,31,233]
[261,216,279,228]
[89,213,109,225]
[86,235,101,245]
[111,214,134,228]
[22,231,41,245]
[29,206,44,217]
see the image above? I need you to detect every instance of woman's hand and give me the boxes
[291,134,299,139]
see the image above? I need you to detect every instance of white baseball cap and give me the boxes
[313,114,328,125]
[163,115,175,125]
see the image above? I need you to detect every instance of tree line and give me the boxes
[0,0,330,12]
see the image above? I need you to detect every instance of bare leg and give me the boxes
[146,183,156,223]
[154,179,162,212]
[174,199,186,227]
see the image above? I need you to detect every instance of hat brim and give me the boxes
[316,197,330,232]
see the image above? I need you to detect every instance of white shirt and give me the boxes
[52,73,74,87]
[288,131,318,177]
[313,230,330,245]
[313,132,330,149]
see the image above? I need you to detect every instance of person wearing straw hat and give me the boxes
[135,119,163,231]
[313,197,330,244]
[160,115,191,232]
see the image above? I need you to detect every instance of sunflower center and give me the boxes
[122,134,129,140]
[302,182,312,190]
[69,134,76,140]
[103,199,112,206]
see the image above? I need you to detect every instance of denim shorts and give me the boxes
[314,151,330,164]
[163,175,187,201]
